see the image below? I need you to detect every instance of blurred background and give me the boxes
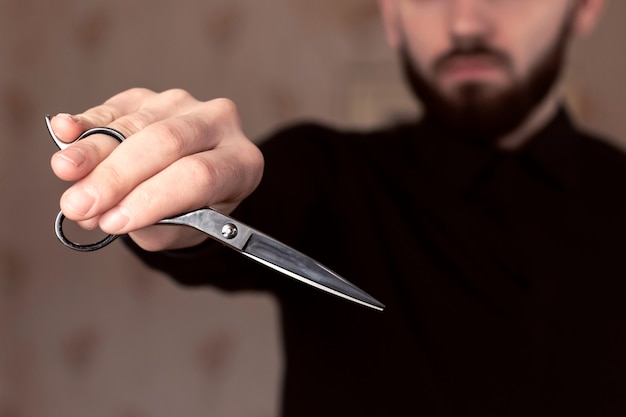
[0,0,624,416]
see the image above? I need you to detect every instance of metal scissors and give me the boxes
[45,115,385,311]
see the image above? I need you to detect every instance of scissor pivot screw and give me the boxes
[221,223,238,239]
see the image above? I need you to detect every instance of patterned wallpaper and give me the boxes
[0,0,624,416]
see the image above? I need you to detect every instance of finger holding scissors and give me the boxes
[48,89,264,251]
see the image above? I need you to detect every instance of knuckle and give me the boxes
[241,142,264,176]
[131,185,160,211]
[186,157,218,188]
[209,98,240,120]
[160,88,193,105]
[112,111,151,137]
[85,105,118,126]
[124,87,155,101]
[96,162,127,195]
[148,122,188,156]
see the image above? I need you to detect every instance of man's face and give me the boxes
[380,0,589,140]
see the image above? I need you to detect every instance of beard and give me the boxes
[399,16,574,143]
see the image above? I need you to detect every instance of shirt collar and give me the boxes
[410,107,582,194]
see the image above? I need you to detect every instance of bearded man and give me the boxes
[50,0,625,415]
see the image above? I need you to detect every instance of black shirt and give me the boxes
[129,109,626,416]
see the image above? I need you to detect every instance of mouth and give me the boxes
[438,55,507,83]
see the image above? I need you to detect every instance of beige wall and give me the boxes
[1,1,624,416]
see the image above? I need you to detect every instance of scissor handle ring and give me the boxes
[75,125,126,143]
[47,118,126,251]
[55,211,120,251]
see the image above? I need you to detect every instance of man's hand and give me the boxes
[49,88,264,251]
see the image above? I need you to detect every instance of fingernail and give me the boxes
[64,186,96,216]
[100,207,130,233]
[56,147,86,167]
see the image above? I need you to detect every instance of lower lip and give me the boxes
[442,60,504,82]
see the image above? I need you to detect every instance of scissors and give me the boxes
[45,115,385,311]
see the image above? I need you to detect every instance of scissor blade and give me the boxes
[242,233,385,311]
[159,209,385,311]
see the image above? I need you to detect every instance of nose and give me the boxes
[447,0,492,45]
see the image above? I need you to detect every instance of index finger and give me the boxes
[46,115,126,151]
[50,89,200,182]
[49,88,157,143]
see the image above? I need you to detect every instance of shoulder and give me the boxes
[258,121,367,154]
[257,119,418,164]
[575,127,626,210]
[576,127,626,179]
[581,131,626,167]
[258,121,347,163]
[246,119,418,212]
